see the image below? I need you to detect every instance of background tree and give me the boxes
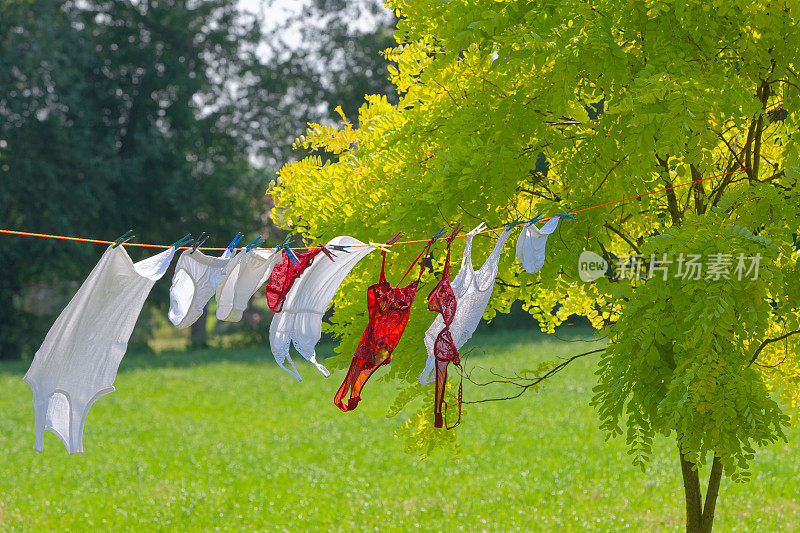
[273,1,800,531]
[0,0,395,355]
[0,0,266,357]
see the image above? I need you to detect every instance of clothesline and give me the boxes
[18,165,751,452]
[0,167,744,251]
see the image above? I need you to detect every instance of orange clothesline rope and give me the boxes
[0,167,745,251]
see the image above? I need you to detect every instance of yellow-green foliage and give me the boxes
[272,0,800,475]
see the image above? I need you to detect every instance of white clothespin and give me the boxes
[467,222,487,237]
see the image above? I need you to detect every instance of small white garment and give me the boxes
[420,225,511,385]
[515,217,560,273]
[23,245,175,454]
[168,248,233,329]
[215,247,280,322]
[270,236,374,381]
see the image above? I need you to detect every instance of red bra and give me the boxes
[265,247,323,313]
[427,230,462,428]
[334,242,432,412]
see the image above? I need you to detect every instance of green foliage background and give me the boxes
[274,0,800,480]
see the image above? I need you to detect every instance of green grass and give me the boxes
[1,330,798,531]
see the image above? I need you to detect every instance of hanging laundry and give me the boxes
[270,236,374,381]
[215,247,280,322]
[264,246,325,312]
[335,240,433,412]
[515,217,560,273]
[426,228,463,428]
[421,225,512,386]
[168,248,234,328]
[23,245,176,454]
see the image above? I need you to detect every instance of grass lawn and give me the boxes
[1,330,798,531]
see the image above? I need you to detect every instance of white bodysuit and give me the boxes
[515,217,560,274]
[420,226,511,385]
[168,249,233,328]
[270,236,373,381]
[23,245,175,454]
[215,248,280,322]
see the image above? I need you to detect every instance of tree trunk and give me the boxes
[700,456,723,533]
[679,446,723,533]
[190,308,208,349]
[680,448,702,533]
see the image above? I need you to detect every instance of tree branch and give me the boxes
[751,80,771,182]
[743,119,757,181]
[657,155,682,226]
[691,164,706,215]
[748,329,800,366]
[592,155,631,196]
[464,348,606,404]
[603,222,641,254]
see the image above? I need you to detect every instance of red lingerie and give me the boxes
[265,246,323,312]
[427,228,463,429]
[334,241,432,412]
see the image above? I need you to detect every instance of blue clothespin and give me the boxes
[112,229,135,248]
[171,234,193,249]
[283,246,300,265]
[245,236,263,252]
[524,213,544,227]
[329,244,351,253]
[273,234,299,265]
[506,217,524,231]
[555,213,577,220]
[226,232,244,252]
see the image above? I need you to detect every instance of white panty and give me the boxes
[168,249,233,329]
[215,248,280,322]
[515,217,560,274]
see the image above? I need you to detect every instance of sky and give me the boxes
[237,0,391,49]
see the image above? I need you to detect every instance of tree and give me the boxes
[0,0,266,357]
[272,1,800,531]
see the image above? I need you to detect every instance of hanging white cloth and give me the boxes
[270,236,374,381]
[420,225,511,385]
[515,217,560,273]
[23,245,175,454]
[168,248,233,329]
[215,247,280,322]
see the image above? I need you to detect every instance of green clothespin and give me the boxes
[171,234,193,249]
[112,229,135,248]
[276,234,293,249]
[430,226,447,244]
